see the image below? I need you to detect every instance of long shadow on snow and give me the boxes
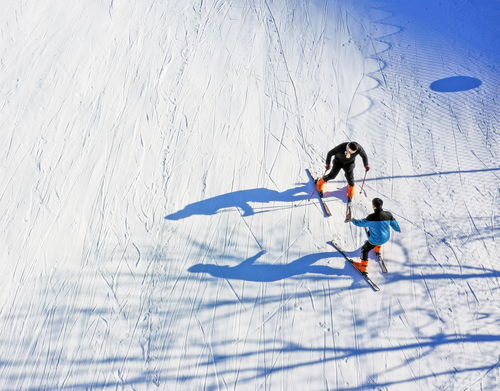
[164,179,359,221]
[13,356,496,391]
[165,184,312,220]
[4,253,498,390]
[188,250,361,282]
[166,333,500,388]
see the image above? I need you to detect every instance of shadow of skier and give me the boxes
[323,185,350,203]
[165,184,310,220]
[188,250,362,282]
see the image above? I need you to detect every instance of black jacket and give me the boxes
[326,142,369,168]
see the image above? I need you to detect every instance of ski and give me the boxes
[376,253,388,273]
[327,240,380,291]
[305,169,331,217]
[364,228,388,273]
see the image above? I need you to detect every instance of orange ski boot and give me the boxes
[316,178,326,197]
[353,259,369,274]
[374,245,381,254]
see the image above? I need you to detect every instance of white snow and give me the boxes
[0,0,498,390]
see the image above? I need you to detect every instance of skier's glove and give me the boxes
[325,165,331,170]
[365,166,371,172]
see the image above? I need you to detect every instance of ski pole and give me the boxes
[359,170,367,194]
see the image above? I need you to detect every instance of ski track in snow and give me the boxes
[0,0,498,390]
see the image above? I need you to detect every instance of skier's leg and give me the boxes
[323,162,342,181]
[344,164,355,199]
[355,241,376,274]
[317,162,341,194]
[361,241,376,261]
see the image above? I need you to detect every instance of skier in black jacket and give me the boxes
[316,141,370,199]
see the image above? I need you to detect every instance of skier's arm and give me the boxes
[357,145,369,168]
[390,219,401,232]
[326,143,345,166]
[351,219,369,227]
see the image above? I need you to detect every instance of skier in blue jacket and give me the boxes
[348,197,401,274]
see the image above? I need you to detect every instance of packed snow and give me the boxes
[0,0,498,390]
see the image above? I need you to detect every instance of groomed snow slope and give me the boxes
[0,0,498,390]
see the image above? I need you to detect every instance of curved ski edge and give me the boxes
[327,240,380,291]
[305,169,331,217]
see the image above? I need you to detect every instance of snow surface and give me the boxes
[0,0,499,390]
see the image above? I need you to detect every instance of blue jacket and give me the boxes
[352,209,401,245]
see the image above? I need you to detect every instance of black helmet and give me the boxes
[347,142,358,152]
[372,198,383,209]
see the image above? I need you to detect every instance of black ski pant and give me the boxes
[323,161,355,186]
[361,240,377,261]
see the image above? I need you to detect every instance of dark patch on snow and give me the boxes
[430,76,482,92]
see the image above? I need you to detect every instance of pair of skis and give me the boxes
[327,241,380,291]
[326,233,388,291]
[306,169,387,291]
[306,169,351,220]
